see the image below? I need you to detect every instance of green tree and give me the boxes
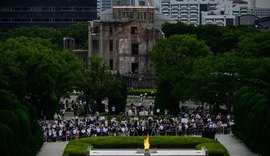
[150,34,212,115]
[61,22,88,49]
[2,22,89,50]
[0,37,84,116]
[2,26,63,50]
[237,32,270,58]
[81,56,127,113]
[106,76,127,114]
[162,23,258,54]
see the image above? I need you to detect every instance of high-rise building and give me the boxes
[160,0,220,25]
[101,0,114,12]
[248,0,256,8]
[248,8,270,18]
[97,0,114,15]
[0,0,97,34]
[159,0,249,26]
[97,0,101,15]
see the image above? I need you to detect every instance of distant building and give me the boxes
[159,0,219,25]
[255,16,270,31]
[0,0,97,34]
[88,0,174,88]
[201,14,235,26]
[102,0,114,13]
[97,0,101,15]
[97,0,114,15]
[248,8,270,18]
[158,0,250,26]
[235,14,259,27]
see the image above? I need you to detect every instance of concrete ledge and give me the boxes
[136,148,157,153]
[89,148,207,156]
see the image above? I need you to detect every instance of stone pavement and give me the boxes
[216,134,258,156]
[36,141,69,156]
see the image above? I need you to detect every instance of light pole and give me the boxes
[126,71,132,89]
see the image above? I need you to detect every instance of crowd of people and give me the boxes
[40,109,233,142]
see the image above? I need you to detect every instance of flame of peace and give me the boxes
[144,134,150,150]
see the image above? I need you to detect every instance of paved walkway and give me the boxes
[216,134,258,156]
[37,141,69,156]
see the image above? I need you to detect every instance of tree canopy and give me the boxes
[151,23,270,115]
[2,22,88,50]
[150,34,212,115]
[151,22,270,154]
[80,56,127,114]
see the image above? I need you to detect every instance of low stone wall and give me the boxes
[89,147,208,156]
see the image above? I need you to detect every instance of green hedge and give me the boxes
[233,87,270,156]
[128,89,156,96]
[196,143,229,156]
[63,136,228,156]
[63,142,92,156]
[0,105,43,156]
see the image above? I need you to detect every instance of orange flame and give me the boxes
[144,134,150,150]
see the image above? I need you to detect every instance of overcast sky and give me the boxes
[256,0,270,8]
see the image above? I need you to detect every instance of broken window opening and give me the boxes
[132,63,139,74]
[109,40,113,51]
[131,26,138,34]
[131,43,139,54]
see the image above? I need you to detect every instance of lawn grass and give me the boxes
[128,88,156,96]
[63,136,229,156]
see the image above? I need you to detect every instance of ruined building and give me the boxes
[88,0,170,88]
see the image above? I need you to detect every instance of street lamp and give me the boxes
[126,71,132,89]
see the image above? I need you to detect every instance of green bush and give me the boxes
[63,136,228,156]
[196,143,229,156]
[0,123,16,156]
[14,107,31,145]
[0,106,43,156]
[63,141,92,156]
[0,109,23,155]
[233,87,270,155]
[128,88,156,96]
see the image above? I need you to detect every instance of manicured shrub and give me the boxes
[31,119,44,151]
[63,136,228,156]
[233,87,270,155]
[0,106,43,156]
[14,107,31,145]
[128,88,156,96]
[0,123,17,156]
[196,143,229,156]
[63,141,92,156]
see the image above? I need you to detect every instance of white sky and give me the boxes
[256,0,270,8]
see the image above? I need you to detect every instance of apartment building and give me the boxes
[0,0,97,34]
[248,8,270,18]
[159,0,250,26]
[97,0,114,15]
[160,0,220,25]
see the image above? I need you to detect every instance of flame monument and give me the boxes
[144,134,151,156]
